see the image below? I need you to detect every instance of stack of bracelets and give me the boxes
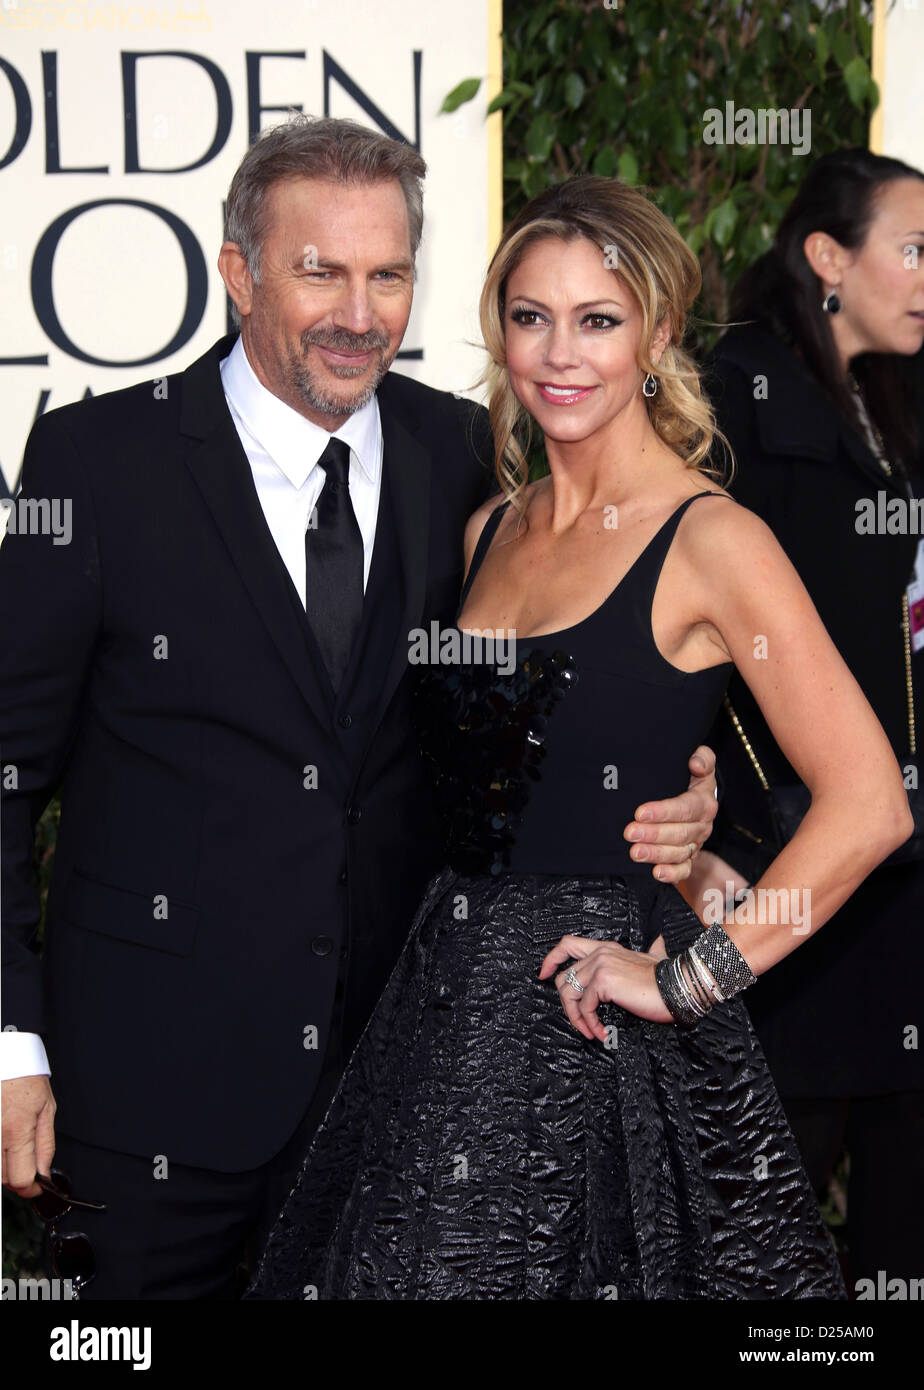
[655,920,757,1029]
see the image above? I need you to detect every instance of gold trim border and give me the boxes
[869,0,886,153]
[486,0,504,260]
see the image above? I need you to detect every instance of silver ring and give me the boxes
[564,967,584,994]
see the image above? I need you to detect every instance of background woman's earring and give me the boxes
[822,290,842,314]
[642,372,658,398]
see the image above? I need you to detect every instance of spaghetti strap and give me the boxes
[633,489,732,617]
[676,489,731,515]
[457,498,511,616]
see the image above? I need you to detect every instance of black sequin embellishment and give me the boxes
[413,641,578,876]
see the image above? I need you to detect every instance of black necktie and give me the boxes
[304,437,363,691]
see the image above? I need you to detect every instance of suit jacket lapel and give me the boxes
[179,336,344,750]
[368,381,431,732]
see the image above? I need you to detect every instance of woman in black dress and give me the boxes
[245,176,910,1300]
[697,148,924,1289]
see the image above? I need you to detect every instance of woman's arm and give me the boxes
[541,496,912,1042]
[675,848,751,920]
[678,499,912,975]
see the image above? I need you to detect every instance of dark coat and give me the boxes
[0,335,494,1168]
[703,323,923,1096]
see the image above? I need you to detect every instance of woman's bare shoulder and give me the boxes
[676,481,792,581]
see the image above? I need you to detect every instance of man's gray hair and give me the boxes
[224,114,427,282]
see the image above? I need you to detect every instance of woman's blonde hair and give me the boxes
[478,175,729,512]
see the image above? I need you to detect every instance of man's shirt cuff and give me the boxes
[0,1032,51,1080]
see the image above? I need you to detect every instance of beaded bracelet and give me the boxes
[690,922,757,998]
[656,922,757,1028]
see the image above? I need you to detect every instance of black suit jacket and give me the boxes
[0,334,494,1169]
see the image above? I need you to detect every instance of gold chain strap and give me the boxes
[722,694,770,791]
[903,591,916,756]
[727,596,916,777]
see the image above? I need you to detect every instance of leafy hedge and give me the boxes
[448,0,878,350]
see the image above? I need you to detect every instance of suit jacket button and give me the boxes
[347,804,362,824]
[311,936,334,956]
[339,865,348,884]
[338,713,352,729]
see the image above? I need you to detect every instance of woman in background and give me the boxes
[698,147,924,1290]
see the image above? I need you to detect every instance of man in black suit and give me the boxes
[0,116,719,1298]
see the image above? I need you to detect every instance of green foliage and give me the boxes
[471,0,878,351]
[2,1190,45,1280]
[441,77,483,113]
[33,800,60,941]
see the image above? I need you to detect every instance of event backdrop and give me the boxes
[1,1,920,501]
[0,0,502,497]
[871,0,923,167]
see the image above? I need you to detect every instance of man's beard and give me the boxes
[286,325,394,418]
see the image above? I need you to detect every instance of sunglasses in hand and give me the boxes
[29,1168,107,1299]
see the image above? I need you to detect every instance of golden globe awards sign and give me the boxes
[0,0,502,497]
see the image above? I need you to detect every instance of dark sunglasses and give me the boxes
[30,1168,107,1299]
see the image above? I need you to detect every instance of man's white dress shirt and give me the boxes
[0,336,384,1081]
[220,335,384,602]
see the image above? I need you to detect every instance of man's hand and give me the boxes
[623,744,718,883]
[2,1075,56,1199]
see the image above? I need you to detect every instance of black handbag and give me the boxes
[724,593,924,876]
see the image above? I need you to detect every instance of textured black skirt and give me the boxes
[245,868,847,1300]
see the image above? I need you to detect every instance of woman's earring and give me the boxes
[642,372,658,398]
[822,289,842,314]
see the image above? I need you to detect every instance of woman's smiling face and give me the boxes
[503,234,668,445]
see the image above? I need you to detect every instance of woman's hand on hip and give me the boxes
[539,934,673,1040]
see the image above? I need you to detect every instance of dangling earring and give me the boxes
[642,372,658,398]
[822,289,842,314]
